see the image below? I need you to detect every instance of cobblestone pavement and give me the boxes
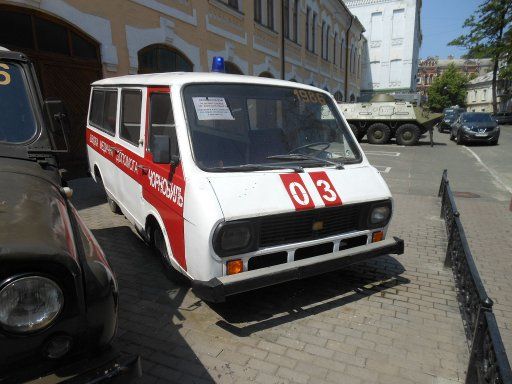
[70,144,469,384]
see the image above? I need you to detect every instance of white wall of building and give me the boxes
[345,0,422,95]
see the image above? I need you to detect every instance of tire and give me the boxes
[437,124,444,133]
[490,139,498,146]
[456,131,464,145]
[395,124,421,146]
[366,123,391,144]
[152,225,189,285]
[449,131,455,141]
[106,195,121,214]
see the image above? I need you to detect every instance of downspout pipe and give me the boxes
[344,16,354,102]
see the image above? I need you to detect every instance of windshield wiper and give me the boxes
[267,153,344,169]
[209,163,304,173]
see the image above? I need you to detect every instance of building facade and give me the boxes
[344,0,422,100]
[466,71,512,113]
[0,0,366,172]
[417,56,493,97]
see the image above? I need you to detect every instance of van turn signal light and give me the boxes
[226,259,243,275]
[372,231,384,243]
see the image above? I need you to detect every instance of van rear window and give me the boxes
[89,89,118,135]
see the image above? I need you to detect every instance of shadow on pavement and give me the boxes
[210,255,408,337]
[91,226,214,384]
[69,177,107,210]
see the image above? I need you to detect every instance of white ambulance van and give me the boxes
[86,73,403,302]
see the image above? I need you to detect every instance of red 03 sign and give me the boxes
[280,172,342,210]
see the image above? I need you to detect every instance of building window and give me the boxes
[267,0,274,30]
[392,9,405,39]
[292,0,299,43]
[305,7,310,50]
[312,12,317,53]
[333,32,337,65]
[326,25,330,61]
[370,61,380,85]
[321,21,326,59]
[226,0,239,11]
[283,0,289,38]
[138,44,193,73]
[370,12,383,42]
[341,37,345,68]
[225,61,244,74]
[473,90,477,102]
[482,89,487,101]
[254,0,262,23]
[389,59,402,84]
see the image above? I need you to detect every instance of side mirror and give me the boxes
[152,134,171,164]
[44,98,70,152]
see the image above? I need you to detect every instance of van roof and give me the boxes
[92,72,325,93]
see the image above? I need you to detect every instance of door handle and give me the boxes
[137,164,149,175]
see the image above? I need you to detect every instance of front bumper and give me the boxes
[193,237,404,302]
[1,348,141,384]
[461,130,499,142]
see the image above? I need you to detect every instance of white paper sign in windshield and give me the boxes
[321,104,335,120]
[192,97,234,120]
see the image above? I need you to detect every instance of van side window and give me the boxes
[149,93,179,157]
[89,89,118,136]
[120,90,142,145]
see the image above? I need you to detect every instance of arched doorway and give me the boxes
[259,71,274,78]
[334,91,343,102]
[224,61,244,75]
[138,44,193,73]
[0,5,102,177]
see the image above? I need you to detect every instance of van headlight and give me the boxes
[369,204,391,226]
[213,222,256,256]
[0,276,64,333]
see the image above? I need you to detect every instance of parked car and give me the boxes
[438,108,461,133]
[450,112,500,145]
[494,111,512,125]
[86,71,404,303]
[0,48,140,383]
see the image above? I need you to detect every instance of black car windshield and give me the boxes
[462,113,494,123]
[0,62,37,143]
[183,84,361,171]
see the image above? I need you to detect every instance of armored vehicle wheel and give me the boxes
[367,123,391,144]
[396,124,420,146]
[349,124,359,140]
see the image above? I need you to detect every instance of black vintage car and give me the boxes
[450,112,500,145]
[0,49,140,382]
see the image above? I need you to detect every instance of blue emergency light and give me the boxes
[211,56,225,73]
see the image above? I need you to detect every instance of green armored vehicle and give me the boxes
[337,94,443,146]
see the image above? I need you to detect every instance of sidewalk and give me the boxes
[71,177,468,383]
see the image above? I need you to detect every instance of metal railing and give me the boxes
[438,170,512,384]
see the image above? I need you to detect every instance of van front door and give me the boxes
[141,88,187,271]
[115,87,146,224]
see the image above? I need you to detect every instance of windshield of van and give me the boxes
[183,84,361,171]
[0,62,37,143]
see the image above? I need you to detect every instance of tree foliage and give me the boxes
[449,0,512,113]
[427,64,469,111]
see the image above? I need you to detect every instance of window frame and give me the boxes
[119,88,143,147]
[147,91,179,158]
[88,88,119,137]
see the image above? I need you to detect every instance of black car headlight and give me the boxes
[0,276,64,333]
[368,203,392,227]
[213,221,256,256]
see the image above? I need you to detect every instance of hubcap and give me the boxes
[403,131,412,140]
[374,130,383,139]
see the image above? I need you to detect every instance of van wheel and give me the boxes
[367,123,391,144]
[106,194,121,214]
[153,226,189,285]
[396,124,420,146]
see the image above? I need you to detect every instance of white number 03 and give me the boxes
[288,182,310,206]
[316,179,337,202]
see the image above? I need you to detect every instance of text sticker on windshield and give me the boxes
[192,97,234,120]
[0,64,11,86]
[293,89,326,105]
